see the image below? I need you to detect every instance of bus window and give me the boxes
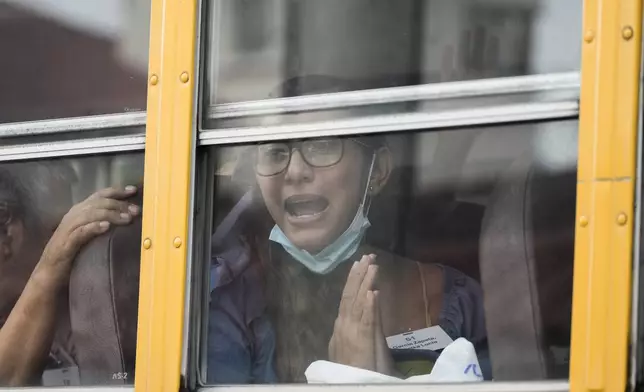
[0,0,150,123]
[0,153,143,387]
[199,119,578,384]
[196,0,582,386]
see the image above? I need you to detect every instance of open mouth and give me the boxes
[284,195,329,218]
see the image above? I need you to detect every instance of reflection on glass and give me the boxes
[203,121,578,383]
[203,73,578,130]
[0,1,150,123]
[205,0,582,104]
[0,153,144,386]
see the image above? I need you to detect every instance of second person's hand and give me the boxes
[36,185,140,286]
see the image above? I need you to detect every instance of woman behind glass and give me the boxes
[207,77,489,383]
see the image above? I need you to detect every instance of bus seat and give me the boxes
[67,191,143,385]
[368,163,484,283]
[479,155,575,380]
[401,196,484,282]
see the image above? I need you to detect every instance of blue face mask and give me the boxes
[269,153,376,274]
[269,203,371,274]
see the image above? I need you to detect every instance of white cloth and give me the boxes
[305,338,484,384]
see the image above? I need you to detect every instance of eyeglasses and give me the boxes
[255,138,369,177]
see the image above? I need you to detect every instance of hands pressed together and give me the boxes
[328,254,395,376]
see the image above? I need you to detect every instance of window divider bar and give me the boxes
[0,388,134,392]
[206,72,579,121]
[0,111,147,138]
[198,100,579,145]
[0,134,146,162]
[196,380,569,392]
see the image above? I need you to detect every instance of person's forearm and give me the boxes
[0,260,66,386]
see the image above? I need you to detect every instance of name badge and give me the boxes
[42,366,81,387]
[386,326,453,351]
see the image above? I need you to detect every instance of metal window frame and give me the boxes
[191,100,580,392]
[205,72,579,121]
[198,70,580,145]
[0,133,145,162]
[569,0,643,392]
[186,2,593,392]
[0,91,146,391]
[0,112,147,161]
[0,388,134,392]
[198,381,570,392]
[0,112,146,138]
[628,7,644,387]
[0,0,638,391]
[0,99,146,392]
[0,7,151,392]
[199,100,578,145]
[133,0,200,389]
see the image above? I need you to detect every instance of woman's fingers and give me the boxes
[359,290,377,369]
[351,263,378,320]
[339,255,372,316]
[360,290,376,327]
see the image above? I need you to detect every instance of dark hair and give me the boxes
[271,75,391,148]
[0,168,25,231]
[0,161,76,235]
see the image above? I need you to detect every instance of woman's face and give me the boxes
[256,139,369,254]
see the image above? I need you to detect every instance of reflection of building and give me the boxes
[209,0,581,202]
[211,0,580,103]
[0,0,149,199]
[0,1,149,123]
[422,1,533,82]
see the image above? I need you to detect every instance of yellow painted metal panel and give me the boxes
[570,0,642,391]
[570,181,591,386]
[135,0,198,390]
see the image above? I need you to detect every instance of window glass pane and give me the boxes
[202,79,578,130]
[0,152,143,386]
[201,120,578,384]
[204,0,582,105]
[0,1,150,123]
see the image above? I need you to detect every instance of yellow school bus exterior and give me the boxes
[0,0,642,392]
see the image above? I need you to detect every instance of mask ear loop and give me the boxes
[349,152,376,256]
[360,152,377,217]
